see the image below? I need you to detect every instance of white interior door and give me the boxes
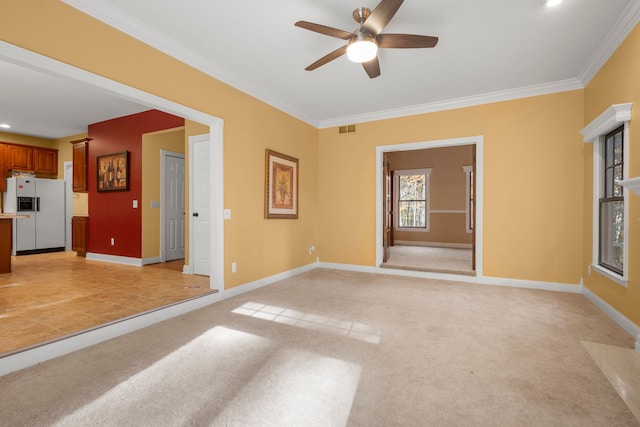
[192,137,210,276]
[163,152,185,261]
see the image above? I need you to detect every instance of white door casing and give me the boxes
[375,136,484,277]
[161,151,185,262]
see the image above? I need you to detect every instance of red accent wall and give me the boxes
[87,110,184,258]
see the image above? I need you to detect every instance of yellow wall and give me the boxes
[0,1,318,290]
[319,90,585,285]
[388,145,473,245]
[7,2,635,306]
[141,127,185,259]
[0,131,54,148]
[583,24,640,326]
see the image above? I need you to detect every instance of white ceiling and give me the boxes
[0,60,150,139]
[2,0,639,139]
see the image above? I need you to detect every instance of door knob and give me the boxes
[193,212,199,217]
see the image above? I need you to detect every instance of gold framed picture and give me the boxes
[97,151,129,192]
[265,149,298,219]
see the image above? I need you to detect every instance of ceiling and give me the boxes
[2,0,639,139]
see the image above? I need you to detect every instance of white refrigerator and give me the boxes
[4,177,66,255]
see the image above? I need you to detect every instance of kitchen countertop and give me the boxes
[0,214,29,219]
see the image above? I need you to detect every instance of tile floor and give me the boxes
[583,341,640,421]
[0,252,215,356]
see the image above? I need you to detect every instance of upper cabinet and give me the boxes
[0,142,60,191]
[70,138,90,192]
[33,147,58,176]
[5,144,33,171]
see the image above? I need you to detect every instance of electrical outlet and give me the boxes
[231,262,237,273]
[110,237,115,246]
[309,245,315,255]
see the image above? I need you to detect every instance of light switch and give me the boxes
[224,209,231,220]
[133,200,138,208]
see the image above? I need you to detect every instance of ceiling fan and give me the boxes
[295,0,439,79]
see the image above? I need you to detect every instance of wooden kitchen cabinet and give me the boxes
[70,138,90,192]
[33,147,58,176]
[0,145,5,192]
[72,216,88,257]
[5,144,33,171]
[0,142,59,180]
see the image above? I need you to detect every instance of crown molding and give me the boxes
[61,0,319,127]
[317,79,583,128]
[578,0,640,86]
[61,0,630,130]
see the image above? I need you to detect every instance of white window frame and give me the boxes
[580,103,632,287]
[394,168,432,232]
[462,165,473,234]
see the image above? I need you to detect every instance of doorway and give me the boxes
[376,136,483,277]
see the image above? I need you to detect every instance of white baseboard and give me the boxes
[394,241,473,249]
[582,286,640,353]
[477,276,583,294]
[222,262,318,299]
[86,252,143,266]
[141,256,162,266]
[317,262,377,274]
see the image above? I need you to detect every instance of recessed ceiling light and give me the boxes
[543,0,563,6]
[0,123,11,129]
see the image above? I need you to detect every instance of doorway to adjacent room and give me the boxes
[377,136,482,276]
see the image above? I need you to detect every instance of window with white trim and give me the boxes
[394,168,431,231]
[462,166,473,233]
[599,126,624,275]
[581,103,631,286]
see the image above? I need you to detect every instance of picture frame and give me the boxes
[97,151,129,192]
[265,149,298,219]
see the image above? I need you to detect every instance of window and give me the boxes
[394,168,431,230]
[581,103,631,286]
[462,166,473,233]
[599,126,624,275]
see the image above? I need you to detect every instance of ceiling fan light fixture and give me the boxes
[347,33,378,63]
[543,0,563,7]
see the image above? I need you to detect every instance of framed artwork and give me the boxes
[265,149,298,219]
[97,151,129,192]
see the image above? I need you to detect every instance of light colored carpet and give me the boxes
[382,245,474,275]
[0,269,637,426]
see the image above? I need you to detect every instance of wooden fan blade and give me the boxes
[305,45,348,71]
[295,21,355,40]
[362,0,404,35]
[377,34,439,48]
[362,57,381,79]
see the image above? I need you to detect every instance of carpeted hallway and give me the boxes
[0,269,638,426]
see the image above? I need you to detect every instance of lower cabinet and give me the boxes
[71,216,88,257]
